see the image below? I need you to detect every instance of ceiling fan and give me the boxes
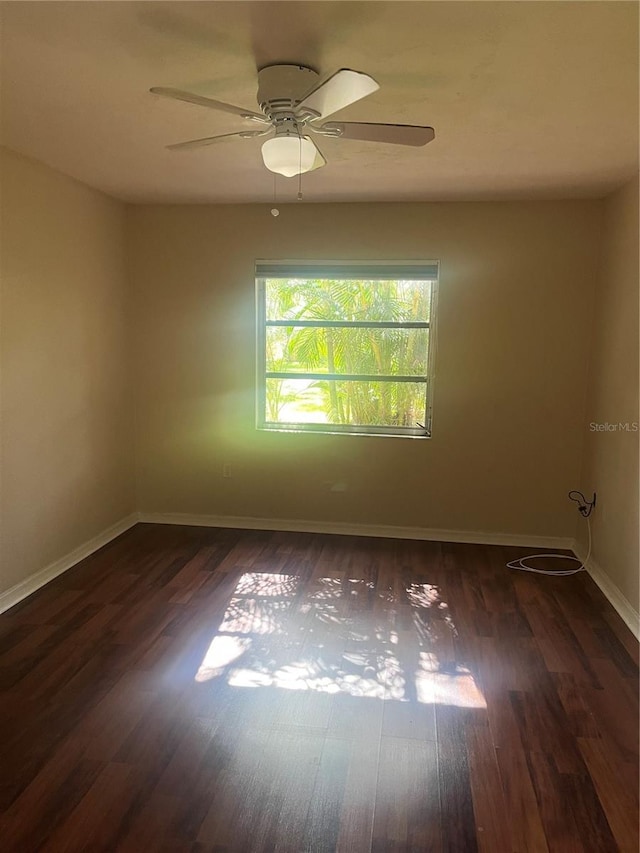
[150,64,435,177]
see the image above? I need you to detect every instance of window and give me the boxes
[256,261,438,437]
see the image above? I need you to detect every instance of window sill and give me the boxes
[257,425,431,439]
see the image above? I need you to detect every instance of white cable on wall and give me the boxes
[507,491,594,576]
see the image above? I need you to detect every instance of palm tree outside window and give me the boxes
[256,261,439,437]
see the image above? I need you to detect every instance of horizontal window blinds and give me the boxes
[256,262,438,281]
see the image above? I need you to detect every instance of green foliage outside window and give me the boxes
[264,278,432,429]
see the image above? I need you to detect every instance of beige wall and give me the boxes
[1,147,634,614]
[578,179,639,611]
[0,148,134,595]
[129,200,601,539]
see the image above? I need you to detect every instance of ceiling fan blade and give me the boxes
[319,122,435,146]
[296,69,379,120]
[167,130,268,151]
[150,87,267,122]
[306,136,326,172]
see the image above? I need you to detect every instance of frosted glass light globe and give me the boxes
[261,136,317,177]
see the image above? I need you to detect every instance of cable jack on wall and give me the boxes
[568,490,596,517]
[507,489,596,577]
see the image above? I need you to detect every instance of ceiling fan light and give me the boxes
[261,135,317,177]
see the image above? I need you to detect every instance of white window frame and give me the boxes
[256,260,439,438]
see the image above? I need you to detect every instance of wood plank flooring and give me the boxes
[0,523,638,852]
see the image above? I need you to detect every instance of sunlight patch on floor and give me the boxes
[194,571,486,709]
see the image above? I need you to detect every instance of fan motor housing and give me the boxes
[257,64,319,120]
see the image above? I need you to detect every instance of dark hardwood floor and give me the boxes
[0,523,638,852]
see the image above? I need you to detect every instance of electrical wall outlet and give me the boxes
[222,463,232,478]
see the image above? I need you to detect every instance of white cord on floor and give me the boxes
[507,516,591,576]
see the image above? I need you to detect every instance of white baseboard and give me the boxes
[0,509,581,618]
[573,541,640,640]
[138,511,573,551]
[0,513,139,614]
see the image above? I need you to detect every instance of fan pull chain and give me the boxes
[270,171,279,217]
[297,137,303,201]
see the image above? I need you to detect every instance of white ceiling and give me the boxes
[1,1,638,204]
